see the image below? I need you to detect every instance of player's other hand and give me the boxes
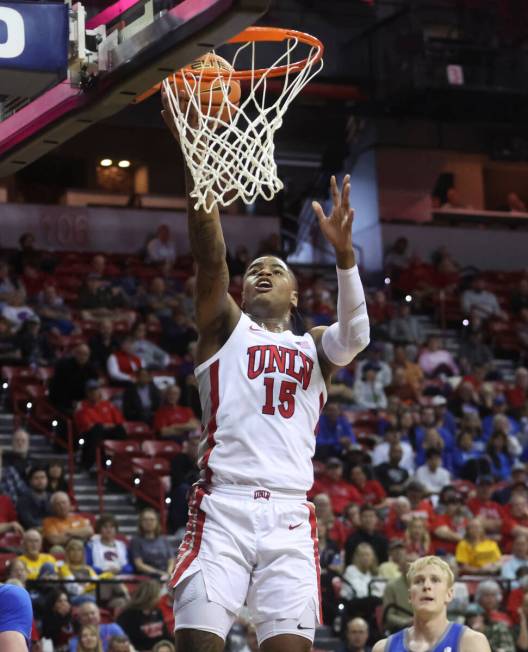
[312,175,354,253]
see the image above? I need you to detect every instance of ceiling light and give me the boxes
[118,160,131,168]
[100,158,113,167]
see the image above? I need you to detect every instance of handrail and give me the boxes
[12,392,77,506]
[96,446,168,533]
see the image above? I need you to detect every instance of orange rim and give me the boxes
[174,26,324,82]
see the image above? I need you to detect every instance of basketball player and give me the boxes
[162,94,370,652]
[373,556,490,652]
[0,582,33,650]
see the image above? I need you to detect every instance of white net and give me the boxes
[162,31,324,212]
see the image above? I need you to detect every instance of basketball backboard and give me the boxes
[0,0,270,178]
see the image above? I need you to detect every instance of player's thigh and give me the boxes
[260,634,312,652]
[174,629,225,652]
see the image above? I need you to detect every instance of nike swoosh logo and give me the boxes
[249,325,263,332]
[289,523,303,530]
[297,624,313,630]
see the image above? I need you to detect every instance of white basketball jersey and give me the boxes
[194,312,327,492]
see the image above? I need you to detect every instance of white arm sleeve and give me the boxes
[321,265,370,366]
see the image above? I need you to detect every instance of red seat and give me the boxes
[132,457,171,475]
[0,532,23,550]
[141,440,181,458]
[101,440,143,481]
[2,365,43,387]
[124,421,154,439]
[103,440,142,457]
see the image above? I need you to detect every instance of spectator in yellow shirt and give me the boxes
[455,518,501,575]
[17,529,57,580]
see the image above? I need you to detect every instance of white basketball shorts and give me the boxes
[169,484,322,641]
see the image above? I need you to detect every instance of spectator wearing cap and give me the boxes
[122,368,162,425]
[353,363,388,410]
[418,336,459,378]
[42,491,94,548]
[431,488,468,555]
[49,344,99,413]
[316,401,357,458]
[311,458,362,515]
[345,504,389,566]
[414,448,451,495]
[382,551,415,632]
[374,442,410,496]
[482,395,521,441]
[16,465,51,529]
[501,533,528,584]
[455,518,502,575]
[378,540,406,580]
[356,343,392,387]
[106,336,143,386]
[430,394,457,438]
[74,380,126,471]
[467,475,502,535]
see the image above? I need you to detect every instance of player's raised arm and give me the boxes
[311,174,370,381]
[161,93,240,363]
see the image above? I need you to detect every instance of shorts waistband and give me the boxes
[209,484,307,502]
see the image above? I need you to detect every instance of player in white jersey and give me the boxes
[162,94,370,652]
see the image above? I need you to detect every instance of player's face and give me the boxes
[242,257,298,315]
[409,564,453,615]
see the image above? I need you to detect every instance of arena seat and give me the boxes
[132,457,171,475]
[0,553,17,580]
[141,440,181,458]
[0,531,23,551]
[124,421,154,439]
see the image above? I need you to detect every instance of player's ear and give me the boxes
[445,585,454,605]
[290,289,298,308]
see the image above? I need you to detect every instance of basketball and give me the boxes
[173,53,241,122]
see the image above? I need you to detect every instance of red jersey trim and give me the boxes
[168,485,206,588]
[201,359,220,485]
[305,501,323,623]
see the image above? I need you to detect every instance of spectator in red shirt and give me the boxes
[384,496,412,541]
[467,475,503,536]
[74,380,126,471]
[431,488,468,555]
[506,367,528,416]
[348,464,387,509]
[475,579,511,626]
[311,458,362,515]
[312,493,349,550]
[0,488,23,536]
[405,480,435,525]
[501,493,528,552]
[153,384,199,439]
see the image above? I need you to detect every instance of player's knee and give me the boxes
[175,628,225,652]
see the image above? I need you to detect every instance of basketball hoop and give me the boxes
[162,27,324,212]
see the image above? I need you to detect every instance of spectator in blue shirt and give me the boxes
[0,583,32,651]
[316,401,356,458]
[69,602,125,652]
[486,431,513,482]
[482,396,520,441]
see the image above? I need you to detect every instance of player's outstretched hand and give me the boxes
[312,175,354,252]
[160,83,200,142]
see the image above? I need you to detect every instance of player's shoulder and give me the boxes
[460,627,490,651]
[372,638,388,652]
[0,583,30,606]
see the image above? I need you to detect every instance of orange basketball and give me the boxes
[174,53,241,122]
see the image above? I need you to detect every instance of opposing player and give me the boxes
[162,93,370,652]
[373,556,490,652]
[0,582,33,651]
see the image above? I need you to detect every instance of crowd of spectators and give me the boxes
[2,229,528,650]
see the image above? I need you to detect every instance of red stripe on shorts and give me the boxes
[168,486,206,588]
[201,359,220,484]
[306,501,323,623]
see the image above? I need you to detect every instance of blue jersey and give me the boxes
[0,584,33,649]
[387,622,465,652]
